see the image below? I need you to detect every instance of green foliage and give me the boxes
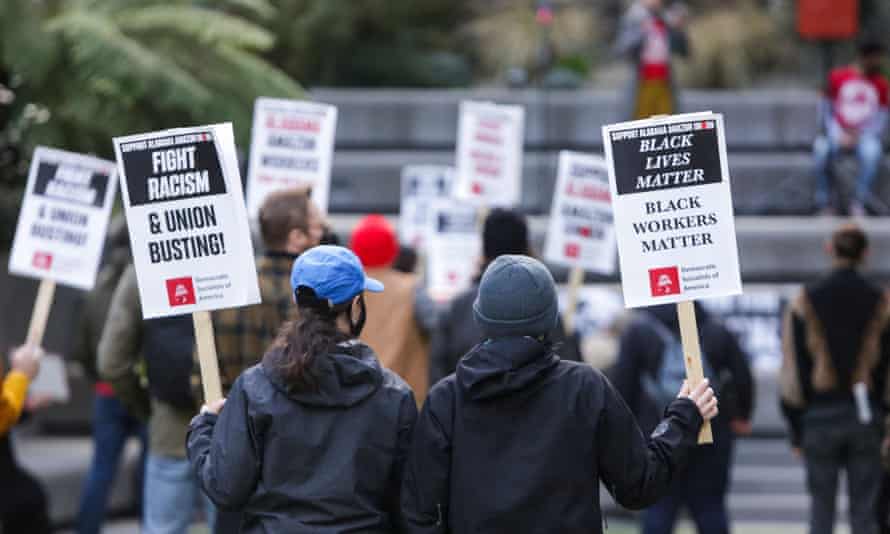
[0,0,302,249]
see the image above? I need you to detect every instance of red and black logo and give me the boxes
[648,266,681,297]
[32,252,53,270]
[165,277,196,306]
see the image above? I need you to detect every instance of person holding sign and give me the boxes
[187,246,417,533]
[0,345,51,534]
[401,255,717,534]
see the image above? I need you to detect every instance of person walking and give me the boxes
[429,208,580,386]
[401,255,717,533]
[98,267,214,534]
[781,224,890,534]
[611,302,754,534]
[813,40,889,216]
[614,0,690,119]
[350,215,434,405]
[0,345,51,534]
[74,217,148,534]
[187,246,417,532]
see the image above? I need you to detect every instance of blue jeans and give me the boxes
[642,492,730,534]
[77,395,147,534]
[814,133,883,208]
[143,453,216,534]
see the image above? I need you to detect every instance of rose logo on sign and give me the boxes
[165,277,197,306]
[648,266,680,297]
[32,252,53,270]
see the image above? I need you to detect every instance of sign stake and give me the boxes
[563,266,585,335]
[192,311,223,404]
[26,279,56,348]
[676,300,713,444]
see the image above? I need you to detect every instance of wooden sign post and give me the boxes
[676,301,713,443]
[26,279,56,348]
[193,311,223,404]
[563,266,585,335]
[602,112,743,447]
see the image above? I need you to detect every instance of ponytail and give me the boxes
[274,286,366,391]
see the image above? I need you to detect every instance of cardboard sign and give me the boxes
[544,151,617,274]
[113,124,261,319]
[9,147,117,290]
[28,353,70,403]
[426,200,481,301]
[245,98,337,217]
[602,112,742,308]
[399,165,455,250]
[454,101,524,207]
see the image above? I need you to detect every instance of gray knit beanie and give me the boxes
[473,255,559,339]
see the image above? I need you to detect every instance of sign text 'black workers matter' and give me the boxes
[602,112,742,308]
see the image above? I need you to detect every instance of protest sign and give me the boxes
[245,98,337,217]
[9,147,118,346]
[454,101,524,207]
[399,165,455,250]
[426,200,481,302]
[544,151,617,334]
[114,123,260,403]
[602,112,743,443]
[28,353,70,403]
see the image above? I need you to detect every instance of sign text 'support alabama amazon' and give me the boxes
[602,112,742,308]
[113,124,260,319]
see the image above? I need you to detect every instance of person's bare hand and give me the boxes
[791,447,802,460]
[25,394,55,412]
[11,345,42,380]
[730,419,753,436]
[201,398,226,415]
[678,379,718,421]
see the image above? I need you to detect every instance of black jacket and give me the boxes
[610,304,754,493]
[187,343,417,533]
[401,336,702,534]
[429,285,582,385]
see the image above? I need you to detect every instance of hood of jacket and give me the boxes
[456,336,559,401]
[262,342,383,408]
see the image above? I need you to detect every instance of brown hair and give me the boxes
[258,186,313,250]
[832,223,868,263]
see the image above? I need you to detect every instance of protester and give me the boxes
[813,40,889,216]
[194,187,324,400]
[187,245,417,532]
[71,216,147,534]
[0,344,51,534]
[614,0,690,119]
[610,302,754,534]
[393,245,419,274]
[400,255,717,533]
[781,224,890,534]
[98,267,214,534]
[429,208,581,385]
[350,215,434,404]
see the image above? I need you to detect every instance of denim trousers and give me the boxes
[143,453,216,534]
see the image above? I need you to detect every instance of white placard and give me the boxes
[113,123,261,319]
[9,147,118,290]
[454,100,524,207]
[544,151,616,274]
[426,200,481,302]
[399,165,455,250]
[602,112,742,308]
[245,98,337,217]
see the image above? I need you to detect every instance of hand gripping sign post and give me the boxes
[544,151,617,335]
[454,101,524,208]
[114,124,261,404]
[245,98,337,217]
[9,147,118,347]
[602,112,743,444]
[399,165,455,250]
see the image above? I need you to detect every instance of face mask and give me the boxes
[348,294,367,337]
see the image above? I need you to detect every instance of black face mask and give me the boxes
[347,294,367,337]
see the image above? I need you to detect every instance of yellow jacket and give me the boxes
[0,371,30,435]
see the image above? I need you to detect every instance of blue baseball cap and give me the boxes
[291,245,384,305]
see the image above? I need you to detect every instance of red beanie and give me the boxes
[350,215,399,268]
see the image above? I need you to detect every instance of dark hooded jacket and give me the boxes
[401,336,703,534]
[187,342,417,533]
